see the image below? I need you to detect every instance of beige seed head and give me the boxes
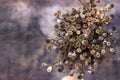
[95,45,100,50]
[80,55,85,60]
[75,14,79,18]
[70,16,76,22]
[80,12,86,18]
[103,40,107,44]
[76,48,82,53]
[41,63,48,67]
[82,40,88,45]
[76,31,81,35]
[101,49,106,55]
[96,29,101,34]
[110,48,115,53]
[47,66,52,73]
[106,41,111,46]
[102,33,107,37]
[68,52,72,58]
[70,26,76,31]
[85,60,89,66]
[71,52,76,59]
[90,50,96,55]
[95,52,101,58]
[93,62,97,67]
[98,36,104,40]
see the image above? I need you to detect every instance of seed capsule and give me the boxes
[47,66,52,73]
[83,24,87,28]
[95,52,101,58]
[80,11,86,18]
[90,50,96,55]
[68,52,72,58]
[41,63,48,67]
[75,42,81,47]
[80,55,85,60]
[70,16,76,22]
[96,29,101,34]
[82,40,88,45]
[101,49,106,55]
[103,40,107,44]
[70,26,76,31]
[98,36,104,40]
[102,33,107,37]
[76,48,82,53]
[95,45,100,50]
[85,60,89,66]
[110,48,115,53]
[93,62,97,67]
[69,70,74,76]
[76,31,81,35]
[106,41,111,46]
[75,14,79,18]
[71,52,77,59]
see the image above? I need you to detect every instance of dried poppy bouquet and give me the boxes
[42,0,117,79]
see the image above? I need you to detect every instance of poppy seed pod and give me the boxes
[106,41,111,46]
[82,40,88,45]
[68,52,73,58]
[90,50,96,55]
[95,52,101,58]
[47,66,53,73]
[95,29,101,34]
[93,62,98,67]
[41,63,48,67]
[101,49,106,55]
[110,48,115,53]
[76,31,81,35]
[80,55,85,60]
[76,48,82,53]
[95,45,100,50]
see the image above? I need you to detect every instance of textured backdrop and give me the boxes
[0,0,120,80]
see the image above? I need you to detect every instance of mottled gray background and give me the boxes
[0,0,120,80]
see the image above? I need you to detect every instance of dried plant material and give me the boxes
[41,63,48,67]
[47,66,53,73]
[42,0,117,79]
[110,48,115,53]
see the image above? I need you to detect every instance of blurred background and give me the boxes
[0,0,120,80]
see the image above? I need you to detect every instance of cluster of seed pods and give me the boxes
[42,0,116,79]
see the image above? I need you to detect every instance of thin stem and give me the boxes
[78,0,85,7]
